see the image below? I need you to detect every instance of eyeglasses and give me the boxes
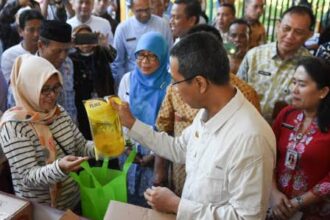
[279,24,309,38]
[135,53,158,63]
[41,84,63,96]
[171,75,197,86]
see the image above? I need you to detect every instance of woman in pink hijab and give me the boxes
[0,55,94,210]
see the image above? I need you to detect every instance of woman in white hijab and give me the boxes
[0,55,94,210]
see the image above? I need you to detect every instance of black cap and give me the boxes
[40,20,72,43]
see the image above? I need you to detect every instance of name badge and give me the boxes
[126,37,136,42]
[285,149,298,170]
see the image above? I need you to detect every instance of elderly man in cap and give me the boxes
[37,19,77,123]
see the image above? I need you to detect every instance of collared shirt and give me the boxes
[129,89,276,220]
[247,20,266,49]
[67,15,114,44]
[237,42,311,122]
[111,15,173,86]
[1,43,31,109]
[1,42,30,83]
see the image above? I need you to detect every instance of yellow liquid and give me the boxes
[84,98,125,157]
[94,132,125,157]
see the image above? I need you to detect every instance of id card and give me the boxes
[285,149,298,170]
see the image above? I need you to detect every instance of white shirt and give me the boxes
[128,89,276,220]
[67,15,114,44]
[1,42,30,83]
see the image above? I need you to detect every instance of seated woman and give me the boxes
[70,24,116,140]
[117,32,171,207]
[0,55,94,210]
[270,57,330,219]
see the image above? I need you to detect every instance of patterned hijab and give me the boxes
[0,54,63,207]
[129,31,171,126]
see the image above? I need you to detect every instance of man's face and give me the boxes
[150,0,164,17]
[19,19,42,52]
[170,56,200,108]
[133,0,152,23]
[228,23,250,57]
[94,0,109,14]
[245,0,265,21]
[38,40,72,69]
[74,0,93,21]
[216,6,235,32]
[170,3,195,38]
[276,13,312,57]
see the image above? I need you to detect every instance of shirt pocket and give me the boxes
[199,165,226,203]
[125,39,136,60]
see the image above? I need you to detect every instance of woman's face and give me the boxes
[290,66,328,113]
[39,74,62,113]
[136,50,160,75]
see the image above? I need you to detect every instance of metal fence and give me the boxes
[206,0,330,42]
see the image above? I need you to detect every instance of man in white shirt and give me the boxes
[112,32,276,220]
[67,0,113,44]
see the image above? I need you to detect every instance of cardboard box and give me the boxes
[0,191,32,220]
[104,201,176,220]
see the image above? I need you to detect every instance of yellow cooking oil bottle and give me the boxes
[83,96,124,159]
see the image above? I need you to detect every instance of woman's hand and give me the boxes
[271,188,296,220]
[59,156,88,173]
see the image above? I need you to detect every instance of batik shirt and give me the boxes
[237,42,311,122]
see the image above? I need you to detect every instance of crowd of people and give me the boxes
[0,0,329,219]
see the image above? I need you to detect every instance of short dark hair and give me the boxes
[170,32,230,85]
[220,3,236,16]
[39,36,51,46]
[19,9,43,29]
[281,5,315,31]
[186,24,223,44]
[297,57,330,132]
[174,0,201,24]
[229,19,251,35]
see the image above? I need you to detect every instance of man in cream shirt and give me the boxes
[112,32,276,219]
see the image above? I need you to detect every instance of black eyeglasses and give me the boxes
[171,75,198,86]
[135,53,158,63]
[41,84,63,96]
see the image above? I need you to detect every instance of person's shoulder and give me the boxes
[120,71,131,85]
[91,15,110,25]
[115,17,134,31]
[66,16,77,25]
[2,44,23,57]
[150,15,169,26]
[55,105,73,121]
[252,42,274,53]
